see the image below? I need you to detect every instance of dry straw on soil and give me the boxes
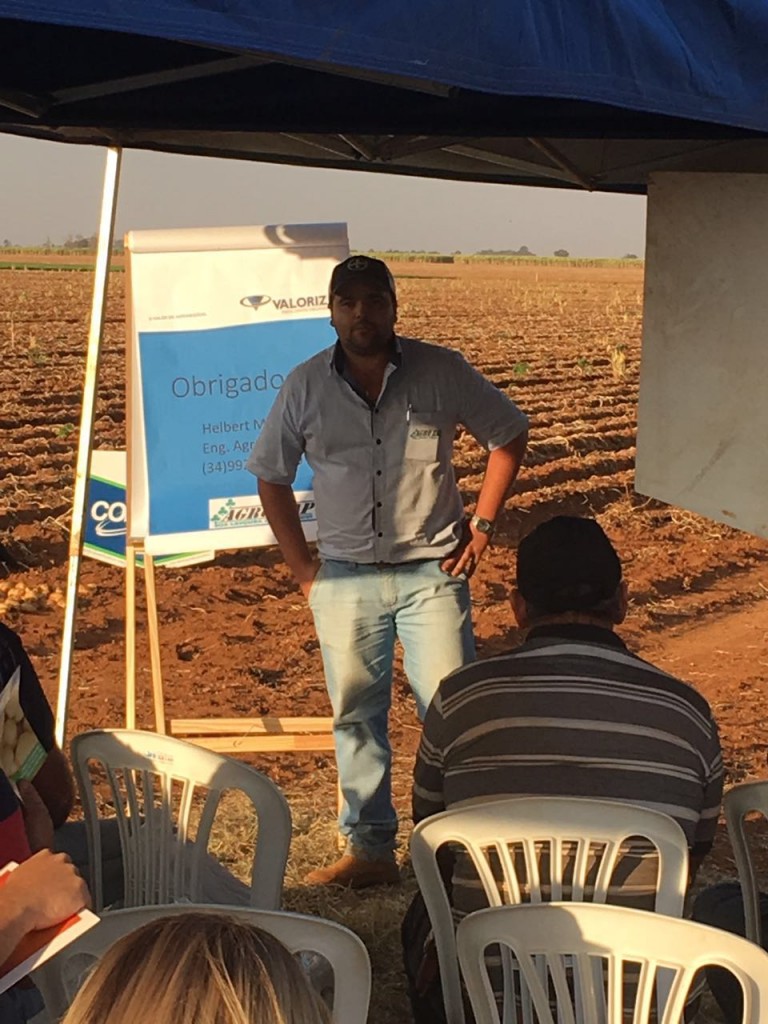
[208,782,731,1024]
[209,784,417,1024]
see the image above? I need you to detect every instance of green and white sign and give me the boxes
[85,450,213,568]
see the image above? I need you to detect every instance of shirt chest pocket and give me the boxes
[404,412,452,462]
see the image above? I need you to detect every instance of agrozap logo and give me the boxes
[240,295,271,310]
[209,496,316,529]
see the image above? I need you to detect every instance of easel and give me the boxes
[118,221,350,782]
[124,541,335,756]
[56,160,341,821]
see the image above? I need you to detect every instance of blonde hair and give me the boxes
[61,912,332,1024]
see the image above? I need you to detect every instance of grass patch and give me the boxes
[208,775,731,1024]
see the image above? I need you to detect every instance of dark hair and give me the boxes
[516,516,622,616]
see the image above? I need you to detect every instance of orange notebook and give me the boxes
[0,861,99,994]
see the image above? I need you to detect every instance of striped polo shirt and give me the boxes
[413,623,723,918]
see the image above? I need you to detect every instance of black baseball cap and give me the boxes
[516,516,622,614]
[329,256,397,301]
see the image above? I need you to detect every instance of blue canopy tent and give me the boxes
[2,1,768,191]
[3,0,768,739]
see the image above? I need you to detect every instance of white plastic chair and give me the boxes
[457,902,768,1024]
[71,729,291,911]
[33,903,370,1024]
[410,796,689,1024]
[724,780,768,944]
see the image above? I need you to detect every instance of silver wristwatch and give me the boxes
[470,514,495,537]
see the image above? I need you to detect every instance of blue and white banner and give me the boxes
[127,223,348,555]
[84,451,213,568]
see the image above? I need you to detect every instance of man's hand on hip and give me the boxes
[440,522,490,579]
[297,559,322,599]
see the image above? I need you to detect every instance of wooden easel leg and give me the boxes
[143,552,166,734]
[126,542,136,729]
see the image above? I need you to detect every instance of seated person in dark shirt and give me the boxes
[0,840,90,1022]
[1,619,253,911]
[0,848,90,966]
[0,771,35,866]
[0,621,74,826]
[0,764,92,1023]
[0,621,123,905]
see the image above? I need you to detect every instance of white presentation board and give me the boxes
[127,223,349,555]
[635,173,768,539]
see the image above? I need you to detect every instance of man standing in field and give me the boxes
[404,515,723,1020]
[247,255,528,888]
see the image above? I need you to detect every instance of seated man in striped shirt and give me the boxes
[403,515,723,1023]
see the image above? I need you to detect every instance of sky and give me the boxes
[0,134,647,257]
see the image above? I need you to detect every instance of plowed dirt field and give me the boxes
[2,260,768,1018]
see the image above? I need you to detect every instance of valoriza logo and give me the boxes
[91,499,127,537]
[271,294,327,313]
[240,292,327,315]
[240,295,271,310]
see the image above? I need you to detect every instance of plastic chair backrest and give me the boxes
[724,780,768,944]
[71,729,291,911]
[33,903,370,1024]
[409,796,689,1024]
[457,902,768,1024]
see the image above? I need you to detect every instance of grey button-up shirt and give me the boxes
[247,336,528,563]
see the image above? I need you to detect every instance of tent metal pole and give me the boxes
[55,145,123,747]
[526,138,594,191]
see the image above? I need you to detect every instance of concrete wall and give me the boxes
[636,172,768,539]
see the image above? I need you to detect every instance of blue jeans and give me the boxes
[309,558,475,857]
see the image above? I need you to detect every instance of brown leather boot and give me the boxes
[304,854,400,889]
